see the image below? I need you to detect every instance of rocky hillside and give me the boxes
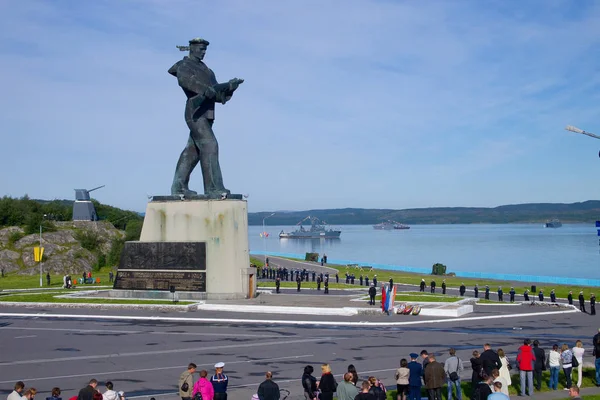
[0,221,124,275]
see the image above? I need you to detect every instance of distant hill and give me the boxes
[248,201,600,225]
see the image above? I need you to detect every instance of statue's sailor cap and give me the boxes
[189,37,210,46]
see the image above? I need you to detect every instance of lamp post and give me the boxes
[39,214,47,287]
[262,213,275,262]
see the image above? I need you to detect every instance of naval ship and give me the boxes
[279,216,342,239]
[373,220,410,230]
[545,219,562,228]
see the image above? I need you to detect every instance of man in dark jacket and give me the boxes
[539,290,544,301]
[474,284,479,298]
[568,291,573,305]
[257,371,279,400]
[497,287,503,302]
[420,279,426,292]
[442,280,446,294]
[459,284,466,296]
[408,353,423,400]
[480,344,501,376]
[509,287,516,302]
[579,292,586,313]
[77,379,98,400]
[368,284,377,306]
[424,354,446,400]
[485,286,490,300]
[591,294,596,315]
[275,277,280,294]
[532,340,545,391]
[524,289,530,301]
[296,274,301,292]
[550,290,556,303]
[430,280,436,294]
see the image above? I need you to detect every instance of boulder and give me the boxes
[0,227,25,247]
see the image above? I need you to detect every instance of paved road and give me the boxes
[0,304,597,400]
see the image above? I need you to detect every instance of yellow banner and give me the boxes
[34,247,45,262]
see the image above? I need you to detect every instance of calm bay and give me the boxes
[249,224,599,281]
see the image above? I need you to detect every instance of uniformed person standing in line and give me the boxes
[324,278,329,294]
[474,284,479,298]
[296,274,301,292]
[317,276,321,291]
[498,286,503,301]
[539,290,544,302]
[509,287,516,302]
[430,280,436,294]
[485,285,490,300]
[275,277,281,294]
[459,283,466,296]
[550,289,556,303]
[419,279,426,292]
[442,280,446,294]
[360,275,363,286]
[345,273,350,284]
[373,275,377,287]
[591,293,596,315]
[579,291,586,313]
[335,273,339,283]
[568,291,573,305]
[365,276,369,286]
[368,284,376,305]
[312,271,316,282]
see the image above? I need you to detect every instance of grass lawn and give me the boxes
[270,257,598,300]
[383,368,597,399]
[0,291,195,305]
[0,266,114,289]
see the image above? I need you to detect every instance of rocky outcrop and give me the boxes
[0,221,125,275]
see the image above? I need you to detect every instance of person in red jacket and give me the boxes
[516,339,536,396]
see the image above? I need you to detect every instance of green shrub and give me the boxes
[125,220,143,241]
[107,237,125,266]
[431,263,447,275]
[94,253,106,272]
[305,252,319,262]
[8,231,25,245]
[74,230,102,252]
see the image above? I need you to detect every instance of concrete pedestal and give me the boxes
[115,199,255,300]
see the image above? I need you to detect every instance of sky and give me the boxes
[1,0,599,213]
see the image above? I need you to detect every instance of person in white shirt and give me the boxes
[572,340,585,388]
[548,344,561,390]
[102,382,118,400]
[7,381,25,400]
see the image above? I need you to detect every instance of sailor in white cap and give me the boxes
[211,362,228,400]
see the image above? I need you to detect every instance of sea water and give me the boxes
[249,224,600,283]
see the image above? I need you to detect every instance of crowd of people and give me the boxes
[7,332,600,400]
[5,380,125,400]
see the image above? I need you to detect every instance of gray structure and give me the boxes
[169,37,244,198]
[72,185,104,221]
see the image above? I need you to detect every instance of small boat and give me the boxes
[411,305,422,315]
[373,220,410,230]
[545,219,562,228]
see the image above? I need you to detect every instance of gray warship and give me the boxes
[279,216,341,239]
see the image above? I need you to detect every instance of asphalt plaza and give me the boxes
[0,303,597,400]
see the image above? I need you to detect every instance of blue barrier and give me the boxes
[250,251,600,287]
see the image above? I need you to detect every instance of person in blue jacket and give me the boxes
[407,353,423,400]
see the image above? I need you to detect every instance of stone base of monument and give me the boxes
[113,198,255,300]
